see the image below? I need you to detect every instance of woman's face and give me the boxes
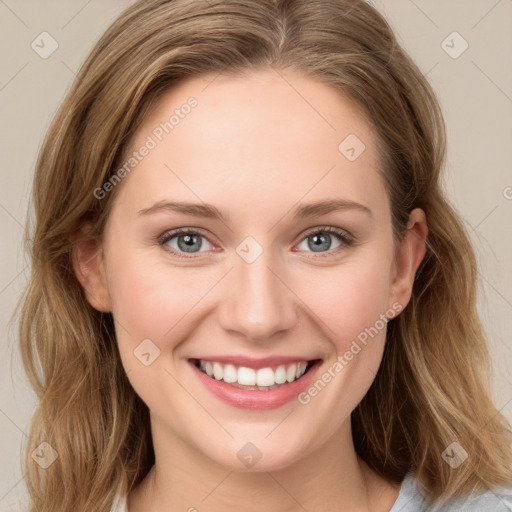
[76,67,426,471]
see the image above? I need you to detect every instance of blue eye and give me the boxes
[158,228,214,257]
[296,226,354,257]
[158,226,354,259]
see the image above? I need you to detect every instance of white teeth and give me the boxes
[223,364,237,383]
[275,365,287,384]
[256,368,275,387]
[296,362,307,379]
[286,365,296,383]
[196,359,311,388]
[238,367,256,386]
[212,362,223,380]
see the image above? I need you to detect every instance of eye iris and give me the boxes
[308,233,331,252]
[178,233,202,253]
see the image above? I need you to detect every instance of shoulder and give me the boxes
[453,484,512,511]
[390,472,512,511]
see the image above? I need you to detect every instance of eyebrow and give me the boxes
[137,198,373,220]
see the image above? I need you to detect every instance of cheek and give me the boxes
[105,251,210,411]
[298,254,392,347]
[293,257,393,421]
[108,255,203,342]
[105,244,227,385]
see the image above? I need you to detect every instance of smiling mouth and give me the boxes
[190,358,319,391]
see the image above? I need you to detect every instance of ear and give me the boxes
[387,208,428,312]
[71,227,112,313]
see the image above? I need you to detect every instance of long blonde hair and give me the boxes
[17,0,512,510]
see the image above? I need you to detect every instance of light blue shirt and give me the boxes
[390,471,512,511]
[111,472,512,511]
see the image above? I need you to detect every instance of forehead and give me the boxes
[112,67,387,220]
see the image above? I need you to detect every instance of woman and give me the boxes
[18,0,512,511]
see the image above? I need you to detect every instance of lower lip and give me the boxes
[189,359,322,410]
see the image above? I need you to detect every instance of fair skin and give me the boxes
[74,67,427,511]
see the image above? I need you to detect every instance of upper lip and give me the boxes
[189,355,321,370]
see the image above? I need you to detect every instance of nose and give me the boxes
[217,248,298,343]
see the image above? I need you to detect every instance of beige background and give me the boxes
[1,0,511,509]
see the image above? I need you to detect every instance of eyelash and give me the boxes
[157,226,355,260]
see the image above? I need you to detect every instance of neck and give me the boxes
[127,413,399,512]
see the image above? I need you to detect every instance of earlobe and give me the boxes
[388,208,428,311]
[72,233,112,313]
